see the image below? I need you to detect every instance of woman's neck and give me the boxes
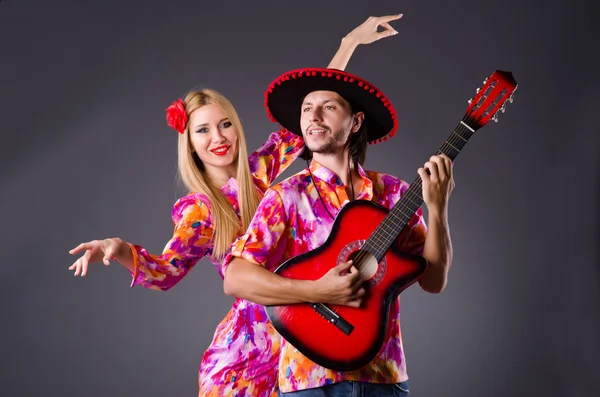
[204,163,237,188]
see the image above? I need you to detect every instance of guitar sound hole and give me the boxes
[348,250,378,281]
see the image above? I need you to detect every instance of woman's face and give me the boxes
[188,103,239,179]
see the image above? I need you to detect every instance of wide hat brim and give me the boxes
[264,68,398,144]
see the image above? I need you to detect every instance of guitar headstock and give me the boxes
[464,70,517,130]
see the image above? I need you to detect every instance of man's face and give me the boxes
[299,90,362,155]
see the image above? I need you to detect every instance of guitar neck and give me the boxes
[364,116,478,261]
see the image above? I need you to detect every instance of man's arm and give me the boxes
[419,211,453,293]
[224,258,315,304]
[417,154,455,294]
[224,255,364,306]
[222,189,364,307]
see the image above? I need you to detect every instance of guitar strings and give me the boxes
[349,116,477,271]
[364,125,472,260]
[314,118,475,276]
[358,77,513,262]
[322,115,478,314]
[304,113,478,307]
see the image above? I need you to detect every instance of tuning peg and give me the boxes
[483,77,488,84]
[468,97,473,104]
[492,113,499,122]
[475,87,481,94]
[508,94,514,103]
[500,103,506,113]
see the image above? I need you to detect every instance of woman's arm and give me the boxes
[327,14,402,71]
[69,194,214,291]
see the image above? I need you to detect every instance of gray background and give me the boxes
[1,0,598,396]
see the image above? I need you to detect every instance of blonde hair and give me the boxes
[177,88,261,260]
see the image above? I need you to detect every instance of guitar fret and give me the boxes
[402,193,420,208]
[444,140,459,152]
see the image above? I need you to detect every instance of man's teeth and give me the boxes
[311,129,325,135]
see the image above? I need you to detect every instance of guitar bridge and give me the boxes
[310,303,354,336]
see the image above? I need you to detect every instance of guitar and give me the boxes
[264,70,518,372]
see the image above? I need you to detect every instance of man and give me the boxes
[222,67,454,396]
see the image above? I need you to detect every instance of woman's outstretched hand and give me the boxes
[68,238,127,277]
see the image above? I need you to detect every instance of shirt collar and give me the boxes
[220,177,240,210]
[308,159,373,200]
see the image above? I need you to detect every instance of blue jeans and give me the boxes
[278,380,410,396]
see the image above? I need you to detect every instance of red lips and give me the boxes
[210,145,231,156]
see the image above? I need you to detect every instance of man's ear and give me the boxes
[351,112,365,133]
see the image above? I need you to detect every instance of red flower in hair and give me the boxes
[166,99,187,134]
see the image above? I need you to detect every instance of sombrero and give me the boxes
[264,68,398,144]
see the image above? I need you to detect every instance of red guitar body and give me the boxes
[265,70,518,372]
[266,200,428,372]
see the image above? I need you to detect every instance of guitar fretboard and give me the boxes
[363,116,478,261]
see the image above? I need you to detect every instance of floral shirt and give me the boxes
[125,129,304,396]
[224,160,427,393]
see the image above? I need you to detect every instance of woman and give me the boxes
[68,15,403,397]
